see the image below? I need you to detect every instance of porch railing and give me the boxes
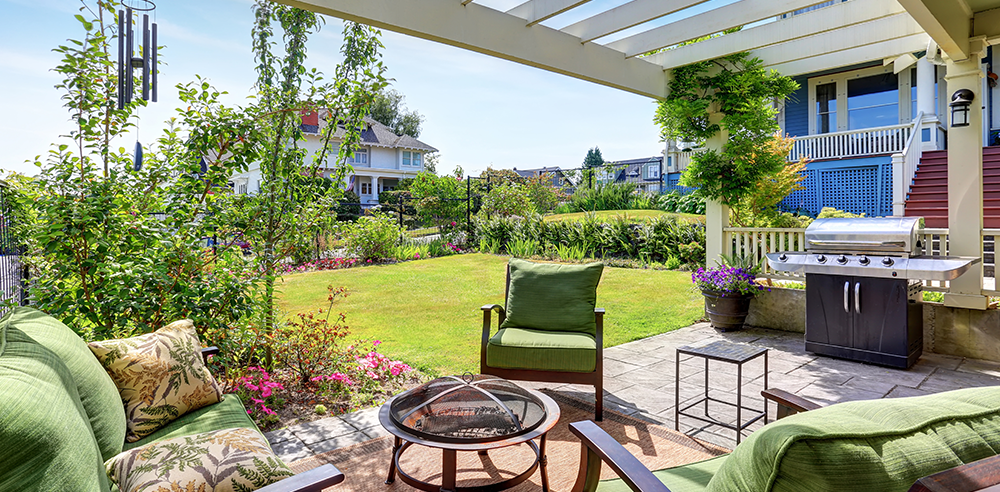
[666,149,696,173]
[723,226,997,295]
[891,112,924,216]
[788,123,913,161]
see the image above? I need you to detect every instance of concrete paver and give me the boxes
[266,320,1000,457]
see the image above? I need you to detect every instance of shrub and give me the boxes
[235,366,285,425]
[817,207,866,218]
[480,183,536,217]
[508,238,539,258]
[271,286,351,385]
[564,181,637,212]
[343,211,404,261]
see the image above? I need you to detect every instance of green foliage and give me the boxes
[343,211,403,261]
[508,238,539,258]
[658,191,706,215]
[336,189,362,221]
[716,252,760,274]
[817,207,866,218]
[664,256,682,270]
[480,182,535,217]
[368,88,423,137]
[731,138,807,227]
[407,172,465,227]
[271,286,350,385]
[583,147,605,168]
[657,52,799,207]
[563,181,640,213]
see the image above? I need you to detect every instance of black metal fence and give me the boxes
[0,185,29,314]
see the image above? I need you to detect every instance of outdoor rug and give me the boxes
[288,390,730,492]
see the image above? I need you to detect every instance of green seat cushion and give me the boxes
[708,386,1000,492]
[124,394,263,451]
[487,327,597,373]
[598,455,729,492]
[500,258,603,336]
[0,318,110,492]
[6,307,126,461]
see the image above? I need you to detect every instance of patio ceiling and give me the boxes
[896,0,1000,62]
[281,0,991,100]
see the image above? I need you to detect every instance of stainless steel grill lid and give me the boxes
[388,374,546,443]
[766,217,980,280]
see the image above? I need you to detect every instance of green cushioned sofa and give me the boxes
[569,387,1000,492]
[0,306,343,492]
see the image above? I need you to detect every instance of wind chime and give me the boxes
[117,1,158,171]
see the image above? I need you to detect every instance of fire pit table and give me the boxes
[379,374,560,492]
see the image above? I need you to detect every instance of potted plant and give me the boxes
[692,255,765,331]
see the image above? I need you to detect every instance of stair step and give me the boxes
[907,192,948,201]
[909,184,948,192]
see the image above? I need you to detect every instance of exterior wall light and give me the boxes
[950,89,974,127]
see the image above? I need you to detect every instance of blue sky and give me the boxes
[0,0,737,177]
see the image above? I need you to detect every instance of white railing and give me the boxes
[788,123,913,161]
[723,226,999,295]
[667,150,696,173]
[891,112,925,216]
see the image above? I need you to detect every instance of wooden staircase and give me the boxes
[904,147,1000,228]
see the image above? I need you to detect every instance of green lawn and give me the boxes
[544,209,704,223]
[277,254,703,377]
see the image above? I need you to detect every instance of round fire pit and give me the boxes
[380,375,560,492]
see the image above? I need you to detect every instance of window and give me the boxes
[646,165,660,179]
[815,83,837,133]
[360,182,371,195]
[413,152,422,167]
[347,148,368,165]
[402,151,421,166]
[847,72,898,130]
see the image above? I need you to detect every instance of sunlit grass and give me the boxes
[544,209,704,223]
[277,254,703,376]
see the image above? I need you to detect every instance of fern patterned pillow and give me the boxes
[88,319,223,442]
[106,427,293,492]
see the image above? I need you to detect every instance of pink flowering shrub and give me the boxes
[282,257,361,274]
[235,366,285,424]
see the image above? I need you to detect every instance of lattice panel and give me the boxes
[780,169,819,214]
[880,164,893,216]
[663,174,696,195]
[820,166,879,216]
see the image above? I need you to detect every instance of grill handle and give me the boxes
[808,239,907,249]
[855,283,861,314]
[844,282,850,313]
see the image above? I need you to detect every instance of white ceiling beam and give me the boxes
[751,14,924,69]
[896,0,972,61]
[645,0,904,69]
[767,34,930,76]
[506,0,591,27]
[606,0,834,58]
[278,0,669,99]
[973,8,1000,44]
[560,0,709,44]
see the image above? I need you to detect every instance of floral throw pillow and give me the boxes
[89,319,223,442]
[106,427,293,492]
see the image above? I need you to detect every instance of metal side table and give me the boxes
[675,340,768,445]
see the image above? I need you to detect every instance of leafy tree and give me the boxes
[656,53,798,207]
[408,171,464,228]
[369,88,423,137]
[423,151,439,175]
[480,183,535,217]
[730,136,807,227]
[239,1,387,363]
[583,147,605,168]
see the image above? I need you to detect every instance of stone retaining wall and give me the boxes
[745,287,805,333]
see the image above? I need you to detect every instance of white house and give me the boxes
[231,112,437,205]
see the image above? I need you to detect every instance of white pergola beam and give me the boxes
[973,8,1000,44]
[506,0,590,26]
[561,0,709,44]
[896,0,972,61]
[751,14,924,70]
[645,0,904,69]
[607,0,833,58]
[767,33,930,76]
[279,0,669,99]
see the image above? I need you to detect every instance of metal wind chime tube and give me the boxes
[117,1,158,109]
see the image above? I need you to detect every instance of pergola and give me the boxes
[284,0,1000,309]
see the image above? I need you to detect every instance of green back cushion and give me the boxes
[500,258,603,335]
[7,307,126,461]
[0,317,110,491]
[708,386,1000,492]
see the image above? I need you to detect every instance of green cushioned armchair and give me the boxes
[569,387,1000,492]
[481,258,605,420]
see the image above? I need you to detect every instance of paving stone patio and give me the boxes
[266,322,1000,462]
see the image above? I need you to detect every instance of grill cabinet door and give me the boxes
[805,274,853,347]
[852,277,910,356]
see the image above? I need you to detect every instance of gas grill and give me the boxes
[766,217,980,369]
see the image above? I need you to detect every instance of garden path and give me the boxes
[265,322,1000,461]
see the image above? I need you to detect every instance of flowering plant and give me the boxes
[691,265,765,296]
[235,366,285,423]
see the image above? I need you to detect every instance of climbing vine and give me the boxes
[655,52,799,208]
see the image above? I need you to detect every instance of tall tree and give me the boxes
[583,147,605,168]
[369,88,423,137]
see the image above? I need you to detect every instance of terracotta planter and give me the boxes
[701,289,753,332]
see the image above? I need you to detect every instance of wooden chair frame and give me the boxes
[200,347,346,492]
[480,265,605,421]
[568,388,1000,492]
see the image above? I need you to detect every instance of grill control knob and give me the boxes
[779,253,788,261]
[859,256,870,266]
[816,255,827,263]
[882,257,894,267]
[837,255,848,264]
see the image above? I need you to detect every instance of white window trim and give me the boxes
[646,164,660,179]
[808,65,910,135]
